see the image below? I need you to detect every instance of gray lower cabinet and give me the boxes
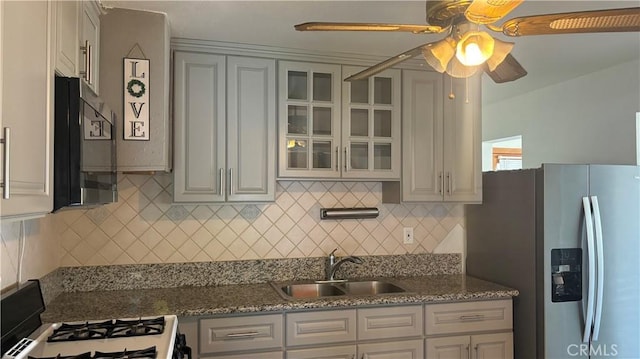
[180,301,512,359]
[198,313,283,357]
[425,333,514,359]
[286,345,356,359]
[286,306,422,359]
[358,339,424,359]
[173,51,276,203]
[425,300,514,359]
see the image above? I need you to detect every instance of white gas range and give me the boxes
[1,281,191,359]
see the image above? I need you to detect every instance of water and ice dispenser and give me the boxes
[551,248,583,302]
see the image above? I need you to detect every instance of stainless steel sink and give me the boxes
[338,280,406,295]
[271,280,407,300]
[279,283,346,299]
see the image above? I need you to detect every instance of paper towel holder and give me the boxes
[320,207,379,220]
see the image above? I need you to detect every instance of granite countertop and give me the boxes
[41,274,518,323]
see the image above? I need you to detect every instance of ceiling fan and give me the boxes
[295,0,640,83]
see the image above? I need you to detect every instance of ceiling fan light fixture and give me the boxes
[447,55,480,78]
[456,30,495,66]
[485,38,515,71]
[422,37,456,73]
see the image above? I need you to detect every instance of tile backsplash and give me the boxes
[55,173,465,266]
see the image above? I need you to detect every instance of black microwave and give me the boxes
[53,77,117,212]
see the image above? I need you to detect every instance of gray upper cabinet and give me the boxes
[278,61,342,179]
[278,62,400,180]
[394,70,481,203]
[79,0,100,94]
[54,0,79,78]
[1,0,54,219]
[54,0,100,94]
[173,52,276,203]
[341,66,401,180]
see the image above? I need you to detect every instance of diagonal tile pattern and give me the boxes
[54,174,465,266]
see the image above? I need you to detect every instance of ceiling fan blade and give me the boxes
[483,54,527,83]
[344,44,428,81]
[295,22,443,34]
[465,0,524,24]
[497,7,640,36]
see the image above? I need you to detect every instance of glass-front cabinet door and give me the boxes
[341,66,401,179]
[279,61,342,178]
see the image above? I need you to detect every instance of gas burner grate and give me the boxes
[110,317,165,338]
[93,346,157,359]
[28,352,92,359]
[47,320,113,342]
[46,317,166,342]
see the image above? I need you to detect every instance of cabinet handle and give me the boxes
[438,172,443,194]
[445,172,452,195]
[449,172,454,195]
[218,168,224,195]
[87,44,92,85]
[229,168,233,195]
[1,127,10,199]
[344,146,348,171]
[80,40,90,84]
[225,331,260,338]
[459,314,484,321]
[335,146,339,171]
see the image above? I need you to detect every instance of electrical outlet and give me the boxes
[403,227,414,244]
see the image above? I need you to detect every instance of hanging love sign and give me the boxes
[123,58,150,140]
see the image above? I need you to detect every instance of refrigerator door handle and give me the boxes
[582,197,596,343]
[591,196,605,341]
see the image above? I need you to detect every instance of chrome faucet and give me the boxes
[325,248,363,282]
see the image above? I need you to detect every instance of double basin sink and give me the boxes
[271,280,407,300]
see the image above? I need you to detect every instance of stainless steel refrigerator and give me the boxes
[466,164,640,359]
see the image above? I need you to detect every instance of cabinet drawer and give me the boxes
[425,299,512,335]
[199,314,283,353]
[358,306,423,340]
[202,351,284,359]
[286,345,356,359]
[358,339,424,359]
[286,310,356,347]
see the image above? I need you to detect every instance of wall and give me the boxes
[100,8,171,171]
[483,59,640,168]
[54,174,465,266]
[1,215,60,290]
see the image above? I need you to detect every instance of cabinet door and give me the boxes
[426,336,471,359]
[286,345,356,359]
[200,314,283,354]
[471,333,513,359]
[342,66,400,179]
[286,310,356,347]
[425,299,513,336]
[174,52,226,202]
[401,70,444,201]
[54,0,79,77]
[357,305,422,341]
[278,61,341,178]
[80,0,100,94]
[358,339,424,359]
[227,56,276,201]
[204,351,283,359]
[1,0,54,219]
[443,75,482,202]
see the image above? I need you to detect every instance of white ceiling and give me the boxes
[103,0,640,104]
